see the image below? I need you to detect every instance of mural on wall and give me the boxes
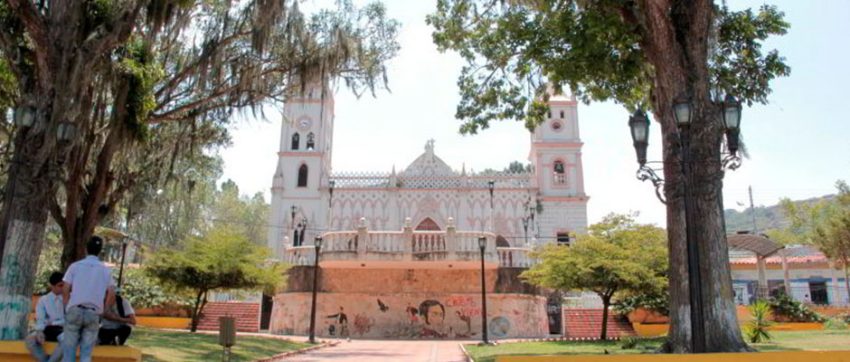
[270,293,547,339]
[326,307,349,338]
[489,316,511,338]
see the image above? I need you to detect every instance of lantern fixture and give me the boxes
[314,236,323,249]
[56,121,76,142]
[722,94,742,155]
[478,236,487,250]
[628,109,650,166]
[673,95,692,128]
[13,106,36,128]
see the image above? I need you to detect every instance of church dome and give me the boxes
[400,140,457,177]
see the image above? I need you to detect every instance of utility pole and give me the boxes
[749,185,759,235]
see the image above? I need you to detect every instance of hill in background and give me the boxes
[724,194,834,234]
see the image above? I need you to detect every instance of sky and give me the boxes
[220,0,850,228]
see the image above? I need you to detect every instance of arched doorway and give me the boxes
[415,217,441,231]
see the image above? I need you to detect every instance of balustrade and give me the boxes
[282,228,534,268]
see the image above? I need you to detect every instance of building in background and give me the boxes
[264,83,588,338]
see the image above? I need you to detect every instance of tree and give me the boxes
[0,0,398,338]
[429,0,789,352]
[522,214,667,340]
[780,181,850,304]
[48,0,400,269]
[145,225,285,332]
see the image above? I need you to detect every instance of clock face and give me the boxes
[297,118,312,131]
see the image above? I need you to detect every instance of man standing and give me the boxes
[25,272,66,362]
[62,236,115,362]
[99,293,136,345]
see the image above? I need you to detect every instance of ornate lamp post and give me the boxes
[628,95,742,353]
[478,236,490,345]
[308,236,323,344]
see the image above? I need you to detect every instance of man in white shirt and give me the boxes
[26,272,66,362]
[99,293,136,345]
[61,236,115,362]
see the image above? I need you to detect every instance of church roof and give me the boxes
[400,140,457,177]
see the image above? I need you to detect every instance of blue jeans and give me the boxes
[62,306,100,362]
[25,329,63,362]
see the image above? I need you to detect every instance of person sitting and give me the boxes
[25,271,66,362]
[98,293,136,345]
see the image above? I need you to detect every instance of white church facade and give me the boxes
[266,85,589,256]
[265,84,590,339]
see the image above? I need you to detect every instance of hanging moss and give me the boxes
[84,0,116,34]
[117,39,164,142]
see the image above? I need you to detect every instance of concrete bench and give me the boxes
[0,341,141,362]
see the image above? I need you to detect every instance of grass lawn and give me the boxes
[125,327,310,362]
[465,330,850,362]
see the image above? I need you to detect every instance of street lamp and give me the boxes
[308,236,323,344]
[478,236,490,345]
[56,121,76,142]
[628,94,743,353]
[13,106,35,128]
[722,94,742,156]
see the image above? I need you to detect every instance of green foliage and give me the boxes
[769,292,824,323]
[146,225,286,331]
[522,213,667,305]
[824,318,848,331]
[612,292,669,317]
[745,300,773,343]
[34,238,62,295]
[428,1,790,133]
[117,38,164,142]
[145,225,286,295]
[619,336,639,350]
[118,268,192,309]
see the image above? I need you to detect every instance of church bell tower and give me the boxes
[267,82,334,258]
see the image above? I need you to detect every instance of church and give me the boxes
[265,83,590,339]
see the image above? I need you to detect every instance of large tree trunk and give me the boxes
[638,0,748,352]
[0,131,52,340]
[843,260,849,305]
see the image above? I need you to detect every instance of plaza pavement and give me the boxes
[281,339,468,362]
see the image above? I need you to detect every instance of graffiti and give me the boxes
[0,295,29,340]
[405,303,420,324]
[353,314,374,336]
[445,295,475,307]
[326,306,350,338]
[489,316,511,338]
[454,310,475,338]
[377,298,389,312]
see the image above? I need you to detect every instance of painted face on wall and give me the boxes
[419,300,445,326]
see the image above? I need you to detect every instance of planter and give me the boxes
[626,308,669,324]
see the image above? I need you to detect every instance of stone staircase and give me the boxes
[563,308,635,339]
[196,302,260,333]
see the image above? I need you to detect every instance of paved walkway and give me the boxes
[282,339,468,362]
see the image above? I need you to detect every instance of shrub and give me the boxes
[118,268,192,309]
[745,300,772,343]
[613,292,669,316]
[824,318,848,330]
[768,292,824,322]
[620,336,640,349]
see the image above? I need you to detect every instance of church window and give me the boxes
[557,232,571,245]
[306,132,315,150]
[559,110,565,118]
[297,164,308,187]
[553,160,566,184]
[291,133,300,150]
[551,121,562,131]
[547,111,552,119]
